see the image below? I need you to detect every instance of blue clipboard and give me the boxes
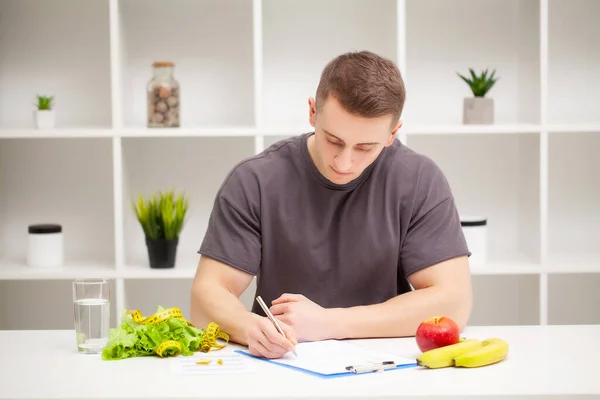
[235,349,417,378]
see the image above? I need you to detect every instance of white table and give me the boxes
[1,325,598,399]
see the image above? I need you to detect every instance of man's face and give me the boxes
[307,95,402,185]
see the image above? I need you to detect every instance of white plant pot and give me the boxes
[33,109,55,129]
[463,97,494,124]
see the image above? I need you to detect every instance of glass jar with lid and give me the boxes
[147,61,180,128]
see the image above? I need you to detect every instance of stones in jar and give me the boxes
[147,61,180,128]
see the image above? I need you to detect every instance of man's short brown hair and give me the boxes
[315,50,406,124]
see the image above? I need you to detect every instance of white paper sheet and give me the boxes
[239,339,416,376]
[170,351,258,375]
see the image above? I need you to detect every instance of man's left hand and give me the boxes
[269,293,333,342]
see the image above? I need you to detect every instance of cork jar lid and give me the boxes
[153,61,174,67]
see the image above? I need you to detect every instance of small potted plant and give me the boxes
[33,95,55,129]
[457,68,498,124]
[132,189,189,269]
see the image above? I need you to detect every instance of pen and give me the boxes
[345,361,397,374]
[256,295,297,357]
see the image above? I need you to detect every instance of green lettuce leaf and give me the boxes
[101,306,206,360]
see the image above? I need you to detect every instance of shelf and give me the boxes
[470,274,540,325]
[0,258,117,280]
[1,256,596,281]
[3,252,594,281]
[0,0,112,129]
[0,127,305,139]
[407,133,541,264]
[547,124,600,134]
[119,126,258,138]
[121,136,256,269]
[469,253,599,275]
[261,0,397,128]
[0,138,116,268]
[403,124,541,135]
[548,0,600,125]
[548,132,599,264]
[0,0,599,330]
[469,253,542,275]
[0,128,114,139]
[0,124,597,140]
[0,279,118,330]
[404,0,540,125]
[119,0,255,128]
[548,272,600,325]
[545,253,600,274]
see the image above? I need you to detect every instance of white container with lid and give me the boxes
[460,217,487,268]
[27,223,63,268]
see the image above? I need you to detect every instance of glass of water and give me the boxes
[72,278,111,354]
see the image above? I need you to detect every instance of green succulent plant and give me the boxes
[457,68,498,97]
[35,95,54,110]
[132,190,189,240]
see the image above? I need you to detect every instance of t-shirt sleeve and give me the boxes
[399,158,470,277]
[197,164,262,276]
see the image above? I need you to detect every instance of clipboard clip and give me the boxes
[345,361,397,374]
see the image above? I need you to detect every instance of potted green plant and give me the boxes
[457,68,498,124]
[132,190,189,269]
[33,95,55,129]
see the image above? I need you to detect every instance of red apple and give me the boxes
[415,316,460,352]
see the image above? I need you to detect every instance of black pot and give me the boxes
[145,238,178,269]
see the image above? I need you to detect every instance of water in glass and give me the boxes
[73,278,110,353]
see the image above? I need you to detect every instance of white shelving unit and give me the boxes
[0,0,598,331]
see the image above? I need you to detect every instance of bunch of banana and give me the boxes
[416,337,509,368]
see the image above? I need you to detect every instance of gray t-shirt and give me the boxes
[199,132,469,317]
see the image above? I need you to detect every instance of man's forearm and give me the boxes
[328,286,471,340]
[190,283,257,346]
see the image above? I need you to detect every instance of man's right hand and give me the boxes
[245,315,297,359]
[190,255,297,359]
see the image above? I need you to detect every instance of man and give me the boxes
[190,50,472,359]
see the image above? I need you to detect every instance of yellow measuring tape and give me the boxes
[200,321,230,352]
[156,340,182,357]
[127,307,189,326]
[125,307,230,357]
